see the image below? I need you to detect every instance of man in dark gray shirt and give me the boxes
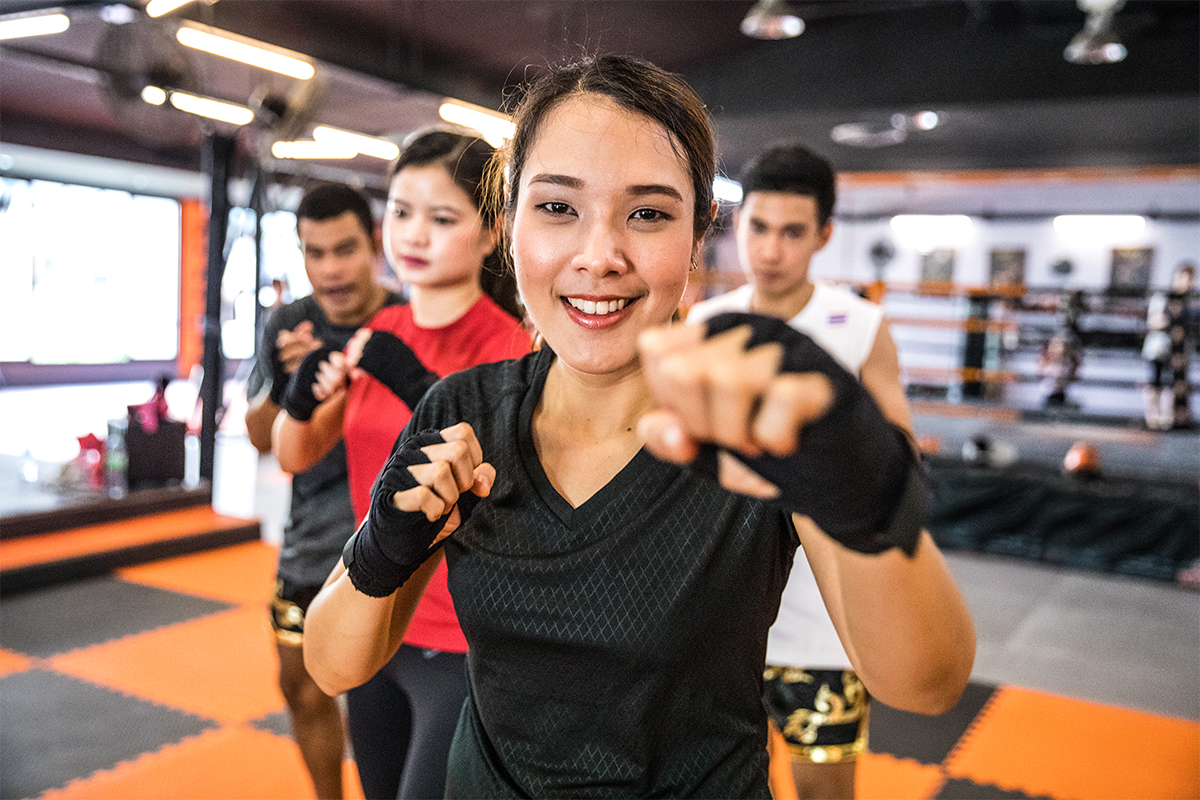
[245,183,397,799]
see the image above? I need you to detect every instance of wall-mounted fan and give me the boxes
[94,16,202,146]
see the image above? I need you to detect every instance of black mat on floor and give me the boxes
[926,464,1200,582]
[870,681,998,765]
[935,777,1052,799]
[0,577,233,658]
[0,669,216,800]
[250,709,293,739]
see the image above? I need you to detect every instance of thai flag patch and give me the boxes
[828,312,847,325]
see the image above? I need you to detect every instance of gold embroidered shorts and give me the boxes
[268,578,321,647]
[762,666,870,763]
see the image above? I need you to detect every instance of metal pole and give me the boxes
[249,162,267,348]
[199,133,236,482]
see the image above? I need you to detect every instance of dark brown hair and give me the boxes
[389,129,521,320]
[498,54,717,244]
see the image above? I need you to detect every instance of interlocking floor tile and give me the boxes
[944,685,1200,800]
[0,577,233,658]
[0,668,215,800]
[935,776,1048,798]
[117,541,279,606]
[857,752,947,799]
[48,606,286,723]
[35,726,317,800]
[871,681,999,765]
[250,709,293,740]
[0,647,32,677]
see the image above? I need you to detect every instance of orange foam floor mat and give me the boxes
[0,506,257,569]
[4,540,1198,800]
[945,685,1200,799]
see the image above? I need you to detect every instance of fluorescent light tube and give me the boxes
[271,140,358,160]
[169,91,255,125]
[176,24,315,80]
[312,126,400,160]
[1053,215,1145,238]
[713,176,743,204]
[0,12,69,40]
[439,100,515,147]
[145,0,195,18]
[141,85,168,105]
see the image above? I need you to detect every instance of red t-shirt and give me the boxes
[343,295,531,652]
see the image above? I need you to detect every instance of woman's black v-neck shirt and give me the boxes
[396,346,797,798]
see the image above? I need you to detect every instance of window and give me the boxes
[0,178,181,364]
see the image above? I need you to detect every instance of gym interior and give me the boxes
[1,2,1197,799]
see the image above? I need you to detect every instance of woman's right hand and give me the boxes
[391,422,495,542]
[347,422,494,598]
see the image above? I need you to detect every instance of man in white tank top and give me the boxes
[689,144,915,800]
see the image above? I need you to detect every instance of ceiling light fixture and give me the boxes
[1065,0,1127,64]
[313,126,400,161]
[1053,214,1144,238]
[890,215,973,253]
[100,4,138,24]
[145,0,198,18]
[271,140,358,160]
[141,85,168,105]
[740,0,804,39]
[176,23,315,80]
[167,90,255,125]
[0,11,69,40]
[713,176,744,204]
[439,100,515,148]
[831,111,941,148]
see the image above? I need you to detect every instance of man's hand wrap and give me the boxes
[357,331,440,410]
[700,312,928,556]
[267,348,291,406]
[282,345,338,421]
[346,429,479,598]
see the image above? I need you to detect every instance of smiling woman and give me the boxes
[303,53,974,799]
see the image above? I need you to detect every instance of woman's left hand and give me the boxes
[636,322,833,497]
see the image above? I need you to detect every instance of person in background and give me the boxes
[303,54,974,798]
[1040,290,1085,408]
[275,129,530,799]
[1144,262,1197,430]
[244,183,398,799]
[688,143,913,800]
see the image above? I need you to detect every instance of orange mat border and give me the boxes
[0,507,258,570]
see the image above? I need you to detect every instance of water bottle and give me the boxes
[106,419,129,499]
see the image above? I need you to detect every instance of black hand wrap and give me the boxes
[698,312,928,557]
[267,347,291,406]
[282,345,338,421]
[357,331,440,410]
[345,429,480,598]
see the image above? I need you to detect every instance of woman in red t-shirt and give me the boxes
[276,130,530,799]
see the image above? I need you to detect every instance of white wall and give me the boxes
[705,170,1200,418]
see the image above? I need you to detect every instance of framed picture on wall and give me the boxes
[989,248,1026,287]
[1111,247,1154,293]
[920,248,955,283]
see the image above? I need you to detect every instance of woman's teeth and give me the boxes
[567,297,627,316]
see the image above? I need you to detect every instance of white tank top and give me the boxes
[688,281,884,668]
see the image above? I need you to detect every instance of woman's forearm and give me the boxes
[303,549,443,695]
[800,516,976,715]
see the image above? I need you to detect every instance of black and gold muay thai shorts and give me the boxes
[269,578,322,647]
[762,666,870,763]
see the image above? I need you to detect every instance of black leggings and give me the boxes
[346,644,468,799]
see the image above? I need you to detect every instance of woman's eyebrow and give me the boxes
[627,184,683,202]
[528,173,582,189]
